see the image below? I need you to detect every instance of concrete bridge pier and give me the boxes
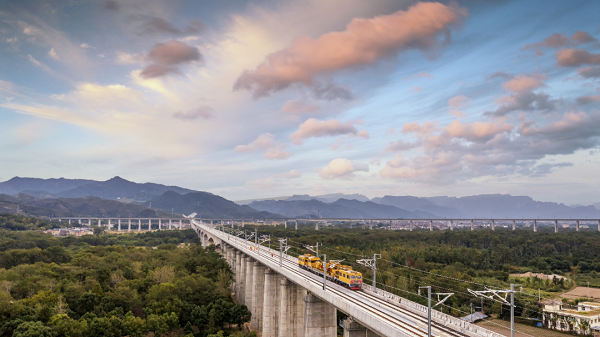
[409,220,413,231]
[315,221,319,231]
[69,219,72,225]
[295,220,298,230]
[238,255,247,304]
[118,219,121,231]
[245,257,255,309]
[179,219,182,229]
[470,219,474,231]
[577,220,580,231]
[169,219,172,230]
[89,218,92,226]
[512,220,516,231]
[262,268,280,337]
[598,220,600,232]
[429,220,433,231]
[303,294,337,337]
[534,220,537,232]
[251,261,266,331]
[128,219,131,232]
[450,220,453,230]
[235,251,242,300]
[555,220,558,233]
[341,318,381,337]
[138,219,141,231]
[78,218,82,225]
[492,220,495,231]
[277,277,296,336]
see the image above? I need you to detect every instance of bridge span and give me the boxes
[192,220,504,337]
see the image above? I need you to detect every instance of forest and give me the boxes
[0,214,252,337]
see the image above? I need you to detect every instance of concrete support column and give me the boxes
[577,220,580,232]
[118,219,121,231]
[369,220,373,230]
[98,219,101,227]
[284,220,287,229]
[471,219,474,231]
[555,220,558,233]
[78,218,81,224]
[340,318,366,337]
[107,219,111,230]
[492,220,495,231]
[242,219,245,227]
[89,218,92,226]
[69,219,72,225]
[239,255,247,304]
[138,219,141,231]
[598,220,600,232]
[410,220,413,231]
[303,294,336,337]
[512,220,516,231]
[169,219,172,230]
[178,219,182,230]
[148,219,152,230]
[296,286,307,337]
[262,269,279,336]
[429,220,433,231]
[450,220,453,231]
[245,257,255,311]
[295,220,298,230]
[534,219,537,232]
[128,219,131,232]
[278,277,295,337]
[251,262,266,330]
[235,251,242,300]
[315,221,319,231]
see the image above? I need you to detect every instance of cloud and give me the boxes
[290,118,369,145]
[404,72,434,81]
[448,94,471,108]
[234,133,290,160]
[281,100,319,114]
[380,111,600,183]
[502,74,546,93]
[48,48,59,60]
[0,79,22,97]
[485,73,554,117]
[319,158,368,179]
[578,67,600,79]
[486,71,513,81]
[410,86,422,92]
[137,17,205,36]
[141,40,201,78]
[234,2,467,98]
[116,52,144,65]
[80,43,92,49]
[575,95,600,105]
[385,140,418,152]
[555,49,600,67]
[522,31,598,54]
[173,106,214,120]
[274,170,302,179]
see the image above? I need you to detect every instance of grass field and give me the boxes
[560,286,600,300]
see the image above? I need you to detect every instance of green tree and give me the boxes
[229,304,251,329]
[12,321,55,337]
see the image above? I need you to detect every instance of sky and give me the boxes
[1,0,600,205]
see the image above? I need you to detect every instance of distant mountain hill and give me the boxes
[0,177,95,195]
[0,194,169,218]
[247,198,424,219]
[425,194,600,219]
[371,196,463,218]
[55,176,195,201]
[147,191,281,219]
[286,193,369,203]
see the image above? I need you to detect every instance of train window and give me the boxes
[358,276,361,279]
[351,276,355,279]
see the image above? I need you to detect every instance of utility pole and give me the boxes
[255,228,258,255]
[279,239,283,267]
[357,254,381,293]
[419,286,432,337]
[511,284,522,337]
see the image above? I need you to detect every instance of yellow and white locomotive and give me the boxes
[298,253,363,290]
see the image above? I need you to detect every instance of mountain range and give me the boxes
[1,176,599,219]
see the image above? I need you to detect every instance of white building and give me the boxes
[543,301,600,335]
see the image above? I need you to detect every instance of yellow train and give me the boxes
[298,253,363,290]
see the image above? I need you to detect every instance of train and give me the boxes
[298,253,363,290]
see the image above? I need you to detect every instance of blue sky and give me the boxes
[1,0,599,204]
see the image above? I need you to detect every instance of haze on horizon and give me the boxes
[1,0,599,205]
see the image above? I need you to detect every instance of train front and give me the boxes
[350,272,363,290]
